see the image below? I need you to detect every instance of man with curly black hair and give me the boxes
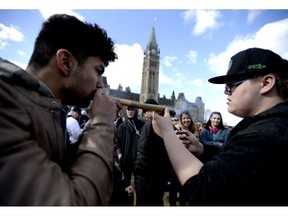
[0,14,121,205]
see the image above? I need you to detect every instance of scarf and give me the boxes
[209,126,220,135]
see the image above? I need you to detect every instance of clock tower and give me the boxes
[139,27,160,104]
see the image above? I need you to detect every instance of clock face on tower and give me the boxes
[151,49,156,55]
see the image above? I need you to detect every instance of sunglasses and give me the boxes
[225,78,250,95]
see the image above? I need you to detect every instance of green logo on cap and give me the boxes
[247,64,266,70]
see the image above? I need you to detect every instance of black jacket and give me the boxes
[134,120,171,180]
[183,101,288,206]
[114,118,144,186]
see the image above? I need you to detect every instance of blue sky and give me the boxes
[0,2,288,126]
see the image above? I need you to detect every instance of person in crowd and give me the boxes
[134,98,172,206]
[65,106,84,164]
[174,110,199,140]
[151,47,288,205]
[114,111,124,128]
[0,14,120,205]
[110,109,134,206]
[110,118,134,206]
[196,122,203,133]
[66,106,83,145]
[109,150,135,206]
[200,111,230,148]
[114,106,145,205]
[169,110,199,206]
[79,109,89,129]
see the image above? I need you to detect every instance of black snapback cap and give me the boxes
[208,47,286,84]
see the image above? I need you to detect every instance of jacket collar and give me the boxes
[0,58,54,97]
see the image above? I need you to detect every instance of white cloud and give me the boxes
[10,60,27,70]
[0,23,25,49]
[253,18,288,53]
[0,40,8,50]
[162,55,178,67]
[247,10,262,25]
[189,78,203,87]
[181,10,196,23]
[39,9,84,21]
[182,9,223,36]
[207,18,288,76]
[187,50,198,64]
[159,67,173,85]
[17,50,28,57]
[105,43,144,93]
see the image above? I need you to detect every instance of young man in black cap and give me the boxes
[151,47,288,205]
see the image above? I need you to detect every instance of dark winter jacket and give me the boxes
[134,120,172,206]
[183,101,288,205]
[114,118,144,186]
[134,120,171,179]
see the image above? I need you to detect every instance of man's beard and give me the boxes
[66,89,95,108]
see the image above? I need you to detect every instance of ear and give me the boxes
[56,49,74,77]
[260,74,276,94]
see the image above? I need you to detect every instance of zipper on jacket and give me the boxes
[50,100,62,167]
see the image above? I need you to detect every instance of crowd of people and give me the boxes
[1,13,288,206]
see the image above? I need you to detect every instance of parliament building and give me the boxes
[103,27,205,123]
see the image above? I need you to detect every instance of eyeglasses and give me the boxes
[225,78,249,95]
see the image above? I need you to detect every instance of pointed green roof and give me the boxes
[148,27,157,47]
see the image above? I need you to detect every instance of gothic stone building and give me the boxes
[103,27,205,123]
